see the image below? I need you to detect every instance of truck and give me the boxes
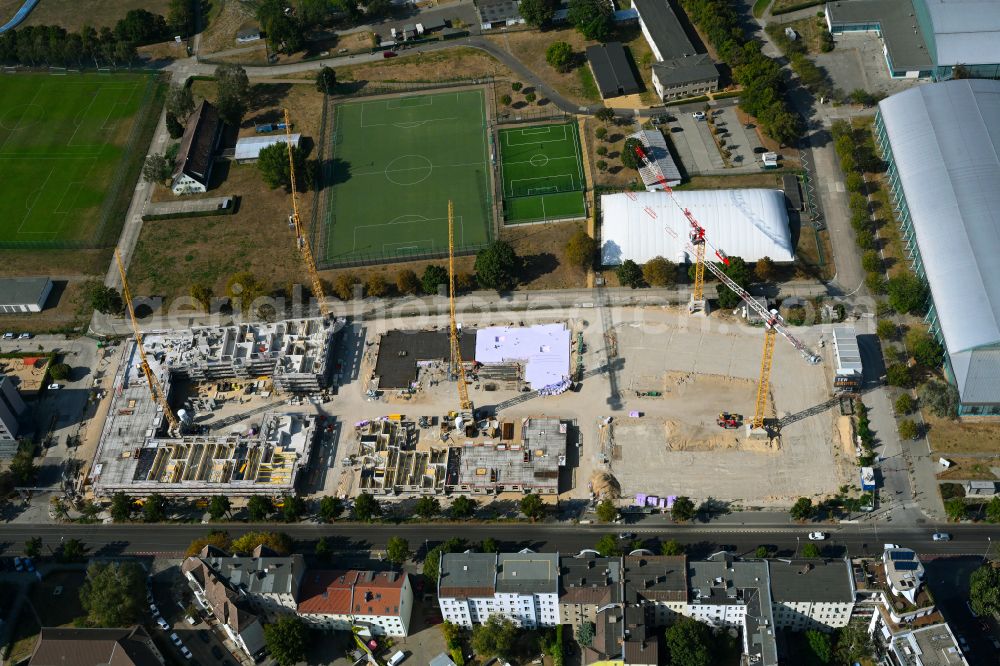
[860,466,876,492]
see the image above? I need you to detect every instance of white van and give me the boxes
[386,650,406,666]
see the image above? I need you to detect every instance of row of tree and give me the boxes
[0,4,193,67]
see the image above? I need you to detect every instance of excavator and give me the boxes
[717,412,744,429]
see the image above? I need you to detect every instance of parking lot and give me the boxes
[816,32,922,99]
[659,104,770,176]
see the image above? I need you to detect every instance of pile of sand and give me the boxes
[664,419,778,452]
[591,471,621,499]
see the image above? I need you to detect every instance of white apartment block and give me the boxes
[768,559,856,631]
[438,552,559,628]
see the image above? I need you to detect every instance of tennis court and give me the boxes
[498,122,586,224]
[0,72,153,246]
[323,90,493,265]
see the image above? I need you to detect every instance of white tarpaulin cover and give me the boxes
[234,133,301,161]
[600,189,794,265]
[475,324,570,390]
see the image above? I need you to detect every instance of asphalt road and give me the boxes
[0,522,996,560]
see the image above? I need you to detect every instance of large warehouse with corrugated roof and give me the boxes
[875,79,1000,416]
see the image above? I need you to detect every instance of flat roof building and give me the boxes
[0,277,52,313]
[875,80,1000,415]
[630,129,682,190]
[632,0,719,101]
[585,42,641,98]
[234,133,301,163]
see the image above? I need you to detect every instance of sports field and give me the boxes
[0,73,152,246]
[498,122,586,224]
[324,90,492,265]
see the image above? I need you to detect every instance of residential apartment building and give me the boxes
[182,556,267,660]
[768,559,856,630]
[632,0,719,101]
[438,552,559,628]
[188,546,305,618]
[298,570,413,637]
[28,627,165,666]
[622,555,688,626]
[0,374,27,440]
[558,554,621,632]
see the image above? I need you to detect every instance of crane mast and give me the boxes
[448,200,473,412]
[633,141,819,431]
[284,108,330,317]
[115,250,180,435]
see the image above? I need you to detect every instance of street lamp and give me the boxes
[984,536,992,563]
[795,536,800,557]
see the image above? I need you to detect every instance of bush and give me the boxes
[48,362,71,381]
[845,172,864,193]
[894,393,914,415]
[596,145,607,156]
[945,497,967,522]
[876,319,896,340]
[565,229,598,271]
[887,274,929,315]
[512,81,523,91]
[616,260,644,288]
[365,274,388,298]
[396,269,420,295]
[595,126,608,141]
[865,271,885,294]
[499,94,512,106]
[545,41,574,72]
[642,256,676,287]
[920,380,959,419]
[898,419,918,440]
[421,265,449,295]
[886,363,912,388]
[855,229,875,250]
[861,250,881,273]
[525,92,537,103]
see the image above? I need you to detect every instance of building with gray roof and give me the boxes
[559,554,621,631]
[191,545,306,618]
[875,80,1000,415]
[768,559,856,631]
[825,0,1000,79]
[0,277,52,313]
[497,553,558,595]
[586,42,641,99]
[632,0,719,100]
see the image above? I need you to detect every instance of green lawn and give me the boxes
[323,90,494,266]
[0,73,153,247]
[497,122,586,224]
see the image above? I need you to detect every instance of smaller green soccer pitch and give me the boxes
[498,122,586,224]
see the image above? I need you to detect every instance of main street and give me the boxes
[0,521,996,560]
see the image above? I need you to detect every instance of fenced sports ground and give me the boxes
[321,89,493,266]
[0,72,156,248]
[497,122,586,224]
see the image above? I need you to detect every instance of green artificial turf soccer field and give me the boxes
[324,90,493,265]
[0,73,151,246]
[498,122,586,224]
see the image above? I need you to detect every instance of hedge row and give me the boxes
[141,199,238,221]
[771,0,824,15]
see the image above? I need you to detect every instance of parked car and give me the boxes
[47,383,61,390]
[692,111,706,120]
[383,51,397,58]
[170,633,182,647]
[156,617,170,631]
[932,532,951,541]
[13,556,23,572]
[149,603,159,616]
[180,646,193,660]
[18,332,31,339]
[807,532,827,541]
[618,532,636,540]
[2,332,13,339]
[387,651,407,666]
[24,558,34,572]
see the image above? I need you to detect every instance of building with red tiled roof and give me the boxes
[298,570,412,637]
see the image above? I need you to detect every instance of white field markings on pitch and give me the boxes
[358,91,481,129]
[502,124,569,146]
[350,160,484,178]
[352,213,466,253]
[0,84,43,152]
[508,174,577,198]
[14,166,58,236]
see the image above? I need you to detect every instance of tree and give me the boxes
[596,499,617,522]
[354,493,381,521]
[520,493,546,520]
[806,629,832,664]
[475,241,522,291]
[365,274,388,298]
[886,363,912,388]
[315,536,332,563]
[919,380,959,418]
[231,531,292,555]
[9,448,36,485]
[970,563,1000,616]
[25,537,41,557]
[834,623,873,665]
[525,92,537,104]
[643,256,676,287]
[480,537,499,553]
[596,145,607,156]
[664,617,713,666]
[386,536,411,565]
[754,256,776,282]
[577,621,595,647]
[596,159,608,172]
[755,545,769,558]
[595,126,608,141]
[167,83,195,120]
[472,615,518,659]
[894,393,914,415]
[716,256,752,309]
[595,534,620,556]
[519,0,558,26]
[986,496,1000,523]
[616,259,644,288]
[59,538,86,563]
[911,335,944,370]
[257,142,308,191]
[621,137,642,170]
[48,362,71,381]
[264,616,309,666]
[887,274,928,315]
[415,496,441,519]
[141,153,172,183]
[333,274,359,300]
[143,493,167,522]
[209,496,231,520]
[565,229,598,271]
[189,283,213,312]
[247,495,274,521]
[80,561,146,627]
[512,82,523,92]
[396,269,420,295]
[166,112,184,138]
[898,419,918,440]
[595,107,616,123]
[215,63,251,127]
[546,41,574,72]
[450,495,477,519]
[316,66,337,94]
[790,497,815,521]
[945,497,967,521]
[226,271,268,313]
[167,0,195,35]
[661,539,684,556]
[500,93,512,106]
[671,496,695,521]
[801,542,821,558]
[567,0,613,41]
[876,319,896,340]
[318,496,343,522]
[185,531,232,557]
[421,265,449,295]
[282,495,306,522]
[110,491,134,522]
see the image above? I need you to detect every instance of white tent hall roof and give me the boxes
[474,324,570,390]
[599,189,794,265]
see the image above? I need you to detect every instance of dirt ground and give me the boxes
[335,47,514,83]
[0,280,94,335]
[582,116,645,189]
[925,414,1000,454]
[199,0,256,54]
[15,0,171,30]
[778,16,831,54]
[130,81,324,300]
[936,457,1000,481]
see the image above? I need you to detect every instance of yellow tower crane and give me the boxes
[115,250,180,435]
[448,200,473,412]
[284,108,329,317]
